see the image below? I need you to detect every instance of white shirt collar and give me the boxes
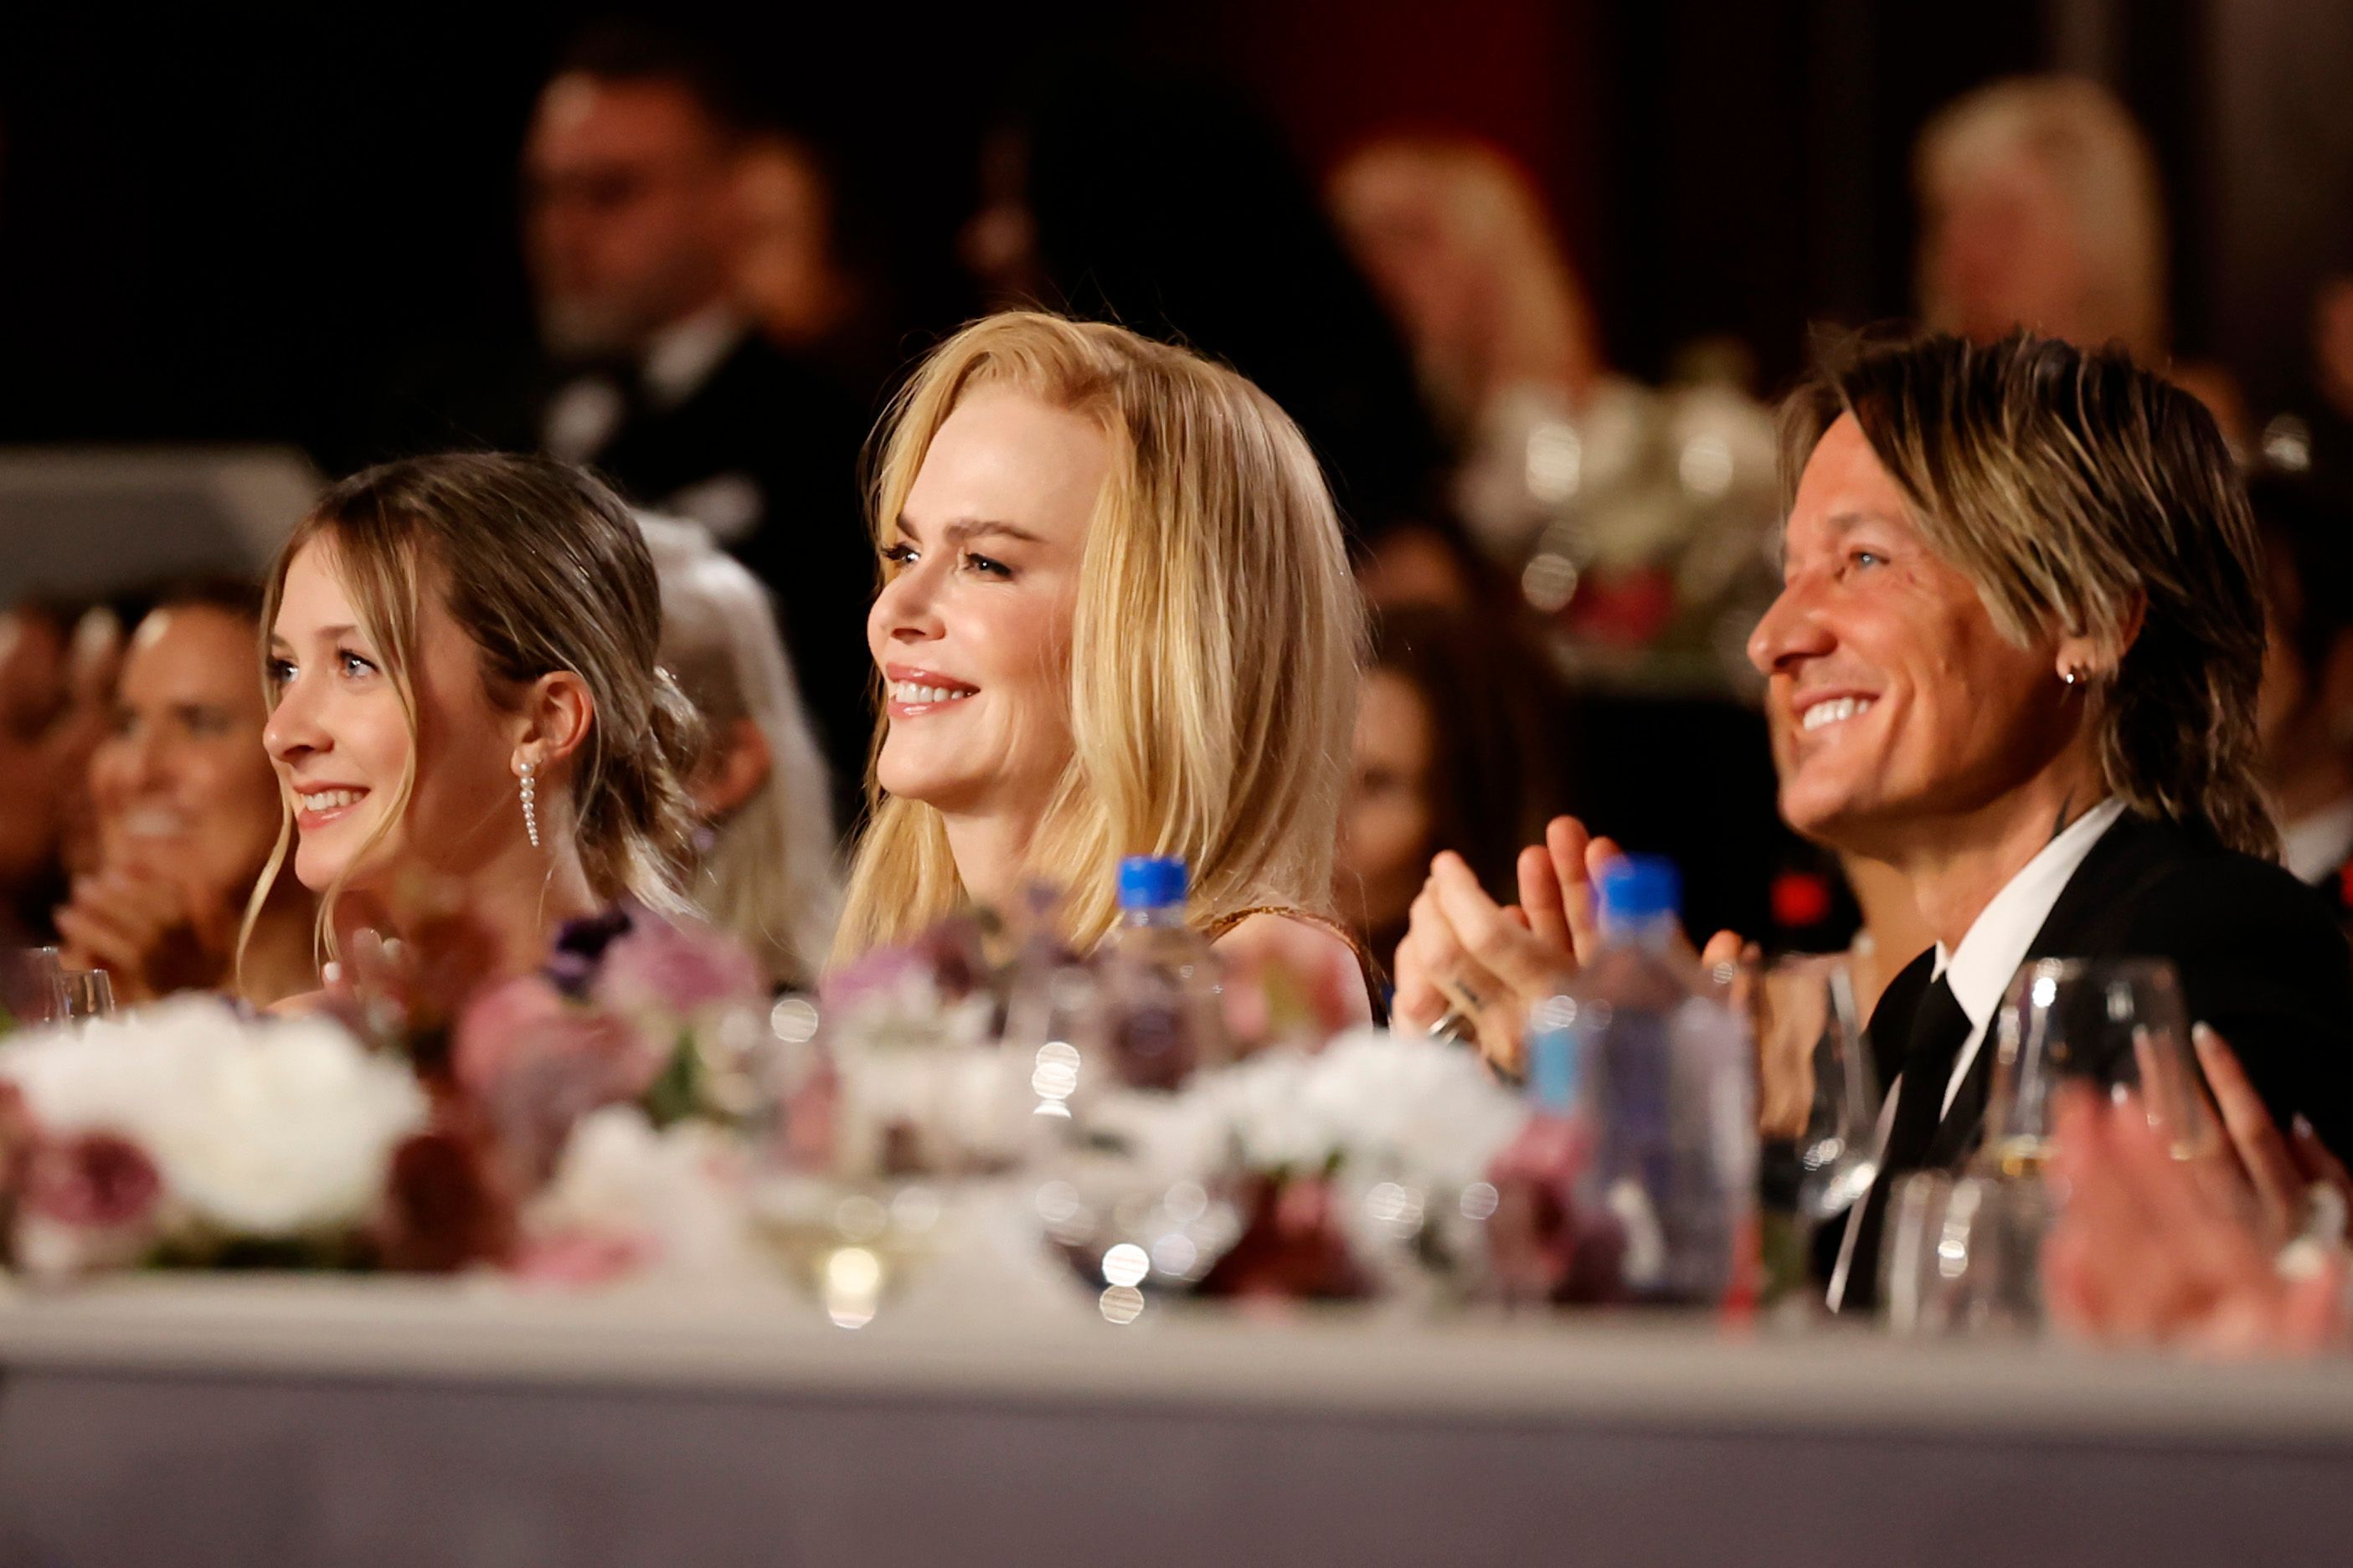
[641,302,745,410]
[1929,797,2126,1112]
[2282,795,2353,887]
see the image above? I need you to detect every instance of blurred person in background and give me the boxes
[1330,134,1793,942]
[962,59,1475,612]
[0,601,70,943]
[730,131,894,404]
[1336,606,1572,984]
[0,597,120,945]
[57,582,314,1007]
[643,517,839,992]
[514,23,873,825]
[1330,135,1781,697]
[1917,75,2247,442]
[2251,470,2353,902]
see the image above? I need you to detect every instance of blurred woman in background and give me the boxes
[1329,134,1781,696]
[1916,75,2246,440]
[1336,606,1570,978]
[836,311,1371,1015]
[643,517,840,990]
[58,581,313,1006]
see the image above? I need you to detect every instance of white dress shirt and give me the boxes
[1930,797,2128,1113]
[2282,795,2353,888]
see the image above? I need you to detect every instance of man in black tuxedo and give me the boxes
[510,26,873,830]
[1742,334,2353,1311]
[1393,332,2353,1316]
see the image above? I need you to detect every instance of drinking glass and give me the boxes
[0,948,69,1031]
[1879,1170,2052,1337]
[61,969,115,1022]
[1981,957,2216,1176]
[1761,954,1883,1225]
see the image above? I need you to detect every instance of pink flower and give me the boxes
[452,977,667,1183]
[592,916,765,1022]
[13,1131,162,1281]
[20,1131,161,1230]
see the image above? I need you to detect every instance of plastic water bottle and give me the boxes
[1098,856,1227,1091]
[1555,856,1757,1305]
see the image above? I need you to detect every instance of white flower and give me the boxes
[525,1106,754,1278]
[0,998,428,1239]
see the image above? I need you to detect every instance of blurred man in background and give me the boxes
[516,24,873,825]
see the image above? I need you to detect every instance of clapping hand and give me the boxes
[1392,815,1741,1074]
[54,857,234,1005]
[2043,1026,2352,1356]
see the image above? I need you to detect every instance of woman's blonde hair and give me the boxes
[833,311,1366,959]
[1783,330,2274,860]
[642,516,841,989]
[1916,75,2169,363]
[1327,136,1600,431]
[246,454,703,966]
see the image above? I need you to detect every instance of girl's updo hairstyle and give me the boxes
[255,453,703,951]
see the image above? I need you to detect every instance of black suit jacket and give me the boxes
[1841,810,2353,1311]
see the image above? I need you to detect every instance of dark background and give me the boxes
[2,0,2343,468]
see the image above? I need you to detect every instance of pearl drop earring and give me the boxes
[519,760,540,849]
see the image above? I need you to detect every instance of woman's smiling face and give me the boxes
[263,537,529,896]
[866,387,1110,818]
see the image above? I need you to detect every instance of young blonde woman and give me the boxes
[255,453,703,993]
[834,311,1373,1019]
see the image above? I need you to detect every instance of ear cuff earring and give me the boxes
[520,760,540,849]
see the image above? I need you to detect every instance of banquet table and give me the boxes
[0,1276,2345,1567]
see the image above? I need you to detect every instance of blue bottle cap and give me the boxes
[1596,855,1681,927]
[1117,856,1189,910]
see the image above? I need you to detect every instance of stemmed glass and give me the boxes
[1980,957,2217,1176]
[1757,954,1882,1222]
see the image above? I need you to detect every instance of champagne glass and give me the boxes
[1982,957,2215,1177]
[0,948,69,1031]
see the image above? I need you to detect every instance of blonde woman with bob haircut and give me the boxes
[642,515,841,990]
[835,311,1372,1015]
[252,453,703,993]
[1397,331,2353,1310]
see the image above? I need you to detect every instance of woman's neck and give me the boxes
[940,804,1043,920]
[386,831,602,984]
[1882,751,2110,955]
[240,878,322,1008]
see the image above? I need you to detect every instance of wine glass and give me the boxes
[1766,955,1882,1224]
[1879,1169,2052,1337]
[1,948,69,1031]
[1982,957,2216,1177]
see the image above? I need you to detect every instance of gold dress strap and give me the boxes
[1199,904,1387,1022]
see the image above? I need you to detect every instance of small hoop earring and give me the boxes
[519,759,540,850]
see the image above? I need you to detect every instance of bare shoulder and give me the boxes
[1213,913,1376,1028]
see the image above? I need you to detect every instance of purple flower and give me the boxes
[591,913,765,1021]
